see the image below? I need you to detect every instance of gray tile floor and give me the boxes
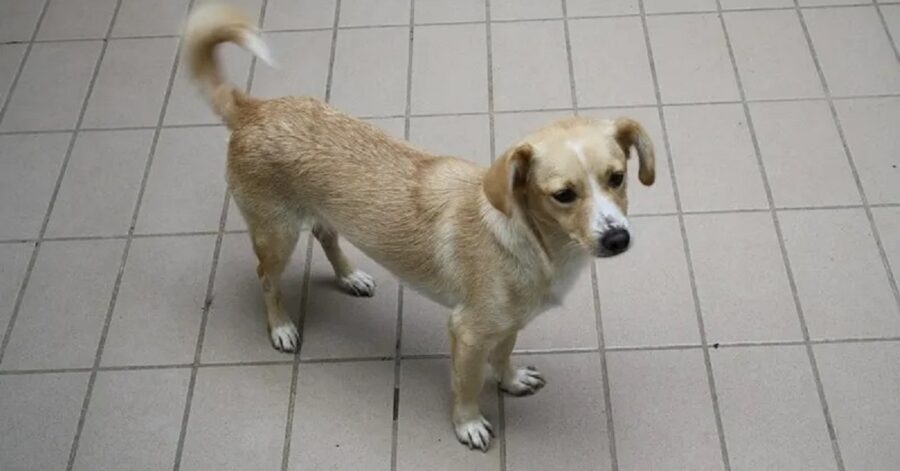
[1,0,899,469]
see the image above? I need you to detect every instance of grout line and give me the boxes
[0,0,52,126]
[561,0,618,468]
[637,1,732,469]
[485,0,497,163]
[391,4,415,469]
[590,262,620,470]
[724,1,848,468]
[797,1,900,466]
[484,0,505,466]
[6,93,900,138]
[4,335,900,376]
[281,1,340,468]
[874,0,900,68]
[58,1,157,469]
[0,0,53,366]
[2,203,897,246]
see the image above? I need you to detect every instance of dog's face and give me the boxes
[484,117,655,257]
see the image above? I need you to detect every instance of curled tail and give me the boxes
[183,3,273,128]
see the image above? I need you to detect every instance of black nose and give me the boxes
[601,228,631,254]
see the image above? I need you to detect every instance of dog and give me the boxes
[184,3,655,451]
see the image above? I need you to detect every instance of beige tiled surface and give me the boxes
[1,1,899,469]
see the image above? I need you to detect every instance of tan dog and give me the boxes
[185,3,655,451]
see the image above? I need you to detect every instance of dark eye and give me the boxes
[552,188,577,204]
[608,172,625,188]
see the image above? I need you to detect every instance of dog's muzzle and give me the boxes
[596,228,631,257]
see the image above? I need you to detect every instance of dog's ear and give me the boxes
[483,143,534,217]
[614,118,655,186]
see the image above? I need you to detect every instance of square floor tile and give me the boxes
[110,0,190,37]
[250,30,332,99]
[711,346,837,471]
[179,364,292,471]
[301,243,398,359]
[664,104,768,212]
[82,38,178,128]
[135,126,228,234]
[492,110,571,158]
[409,114,491,165]
[0,133,69,240]
[803,7,900,96]
[2,239,124,369]
[721,0,792,7]
[0,243,30,339]
[263,0,336,30]
[0,372,89,471]
[0,44,25,102]
[1,41,102,132]
[780,209,900,338]
[202,233,306,363]
[396,359,500,470]
[165,43,252,125]
[411,23,488,114]
[566,0,639,16]
[873,207,900,283]
[400,287,451,355]
[815,342,900,470]
[288,361,394,470]
[0,0,45,43]
[491,21,571,112]
[569,17,655,107]
[505,353,612,470]
[72,369,189,471]
[102,235,214,366]
[596,216,700,347]
[686,212,802,343]
[517,266,598,351]
[750,100,860,208]
[490,0,561,20]
[36,0,117,40]
[340,0,409,26]
[415,0,484,24]
[330,27,409,116]
[643,0,716,13]
[725,10,823,100]
[607,349,723,470]
[647,14,740,104]
[583,107,677,215]
[834,97,900,204]
[46,130,153,237]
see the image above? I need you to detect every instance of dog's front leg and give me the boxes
[490,332,546,396]
[449,313,494,452]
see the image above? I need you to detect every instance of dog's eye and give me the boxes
[552,188,577,204]
[608,172,625,189]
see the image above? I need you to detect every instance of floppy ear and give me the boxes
[483,144,534,217]
[614,118,655,186]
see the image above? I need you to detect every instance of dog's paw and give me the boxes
[454,416,494,452]
[270,322,300,353]
[500,366,546,396]
[338,270,375,297]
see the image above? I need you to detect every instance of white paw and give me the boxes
[500,366,546,396]
[338,270,375,297]
[270,322,300,353]
[454,416,494,452]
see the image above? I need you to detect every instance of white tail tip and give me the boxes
[242,31,276,68]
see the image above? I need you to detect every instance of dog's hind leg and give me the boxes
[251,222,301,352]
[312,222,376,297]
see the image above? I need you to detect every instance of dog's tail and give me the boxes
[183,3,273,128]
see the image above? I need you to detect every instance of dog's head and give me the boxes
[484,117,655,257]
